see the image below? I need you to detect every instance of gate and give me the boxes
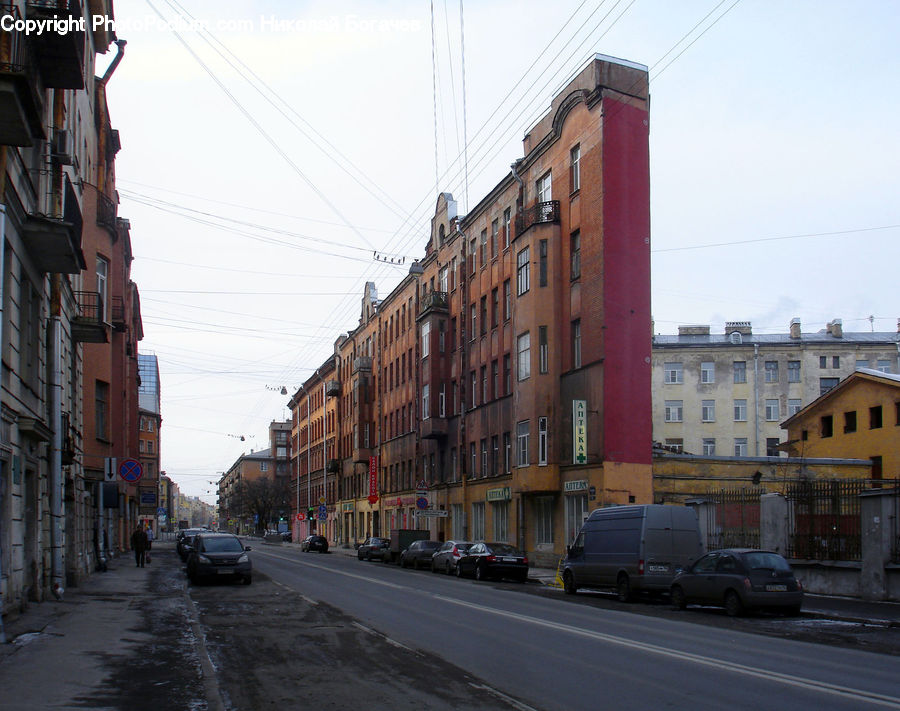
[785,480,863,561]
[702,487,762,551]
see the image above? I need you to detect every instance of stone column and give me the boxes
[760,493,789,555]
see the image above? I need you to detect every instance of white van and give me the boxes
[562,505,703,601]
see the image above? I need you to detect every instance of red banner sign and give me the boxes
[367,456,378,504]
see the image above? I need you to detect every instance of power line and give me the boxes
[652,224,899,253]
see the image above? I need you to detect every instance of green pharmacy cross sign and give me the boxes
[572,400,587,465]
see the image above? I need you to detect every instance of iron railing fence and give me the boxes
[786,479,866,561]
[702,486,763,551]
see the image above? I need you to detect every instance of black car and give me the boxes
[176,528,204,560]
[431,540,473,575]
[456,542,529,582]
[399,540,441,569]
[301,535,329,553]
[357,536,391,562]
[670,549,803,617]
[186,532,252,585]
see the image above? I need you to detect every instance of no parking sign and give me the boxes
[119,458,143,483]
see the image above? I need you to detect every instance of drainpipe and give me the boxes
[0,205,6,640]
[99,39,127,85]
[753,343,760,457]
[49,277,64,599]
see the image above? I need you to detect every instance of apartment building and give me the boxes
[218,448,275,534]
[289,55,652,564]
[138,354,161,532]
[652,319,900,460]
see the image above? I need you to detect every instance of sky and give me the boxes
[101,0,900,503]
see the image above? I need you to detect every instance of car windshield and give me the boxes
[203,537,244,553]
[487,543,521,556]
[741,552,791,572]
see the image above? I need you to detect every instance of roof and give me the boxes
[653,331,899,348]
[781,368,900,428]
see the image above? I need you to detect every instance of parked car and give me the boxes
[281,531,293,542]
[357,537,391,562]
[177,528,204,560]
[431,540,474,575]
[562,504,703,600]
[456,542,529,582]
[399,540,440,569]
[301,535,329,553]
[186,532,252,585]
[670,549,802,617]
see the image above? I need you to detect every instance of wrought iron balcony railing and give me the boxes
[515,200,560,236]
[97,193,117,236]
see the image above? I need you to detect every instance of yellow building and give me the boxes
[781,369,900,480]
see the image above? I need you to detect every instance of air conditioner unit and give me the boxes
[51,130,74,165]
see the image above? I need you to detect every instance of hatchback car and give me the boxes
[301,535,329,553]
[177,528,204,560]
[399,540,441,569]
[357,537,391,562]
[186,532,252,585]
[670,549,802,616]
[431,540,473,575]
[456,542,529,582]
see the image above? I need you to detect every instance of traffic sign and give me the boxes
[367,494,378,505]
[416,497,428,510]
[104,457,117,482]
[318,504,327,515]
[419,510,448,517]
[296,512,306,522]
[318,496,326,504]
[118,458,143,483]
[157,507,166,516]
[317,512,327,521]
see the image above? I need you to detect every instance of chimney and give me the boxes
[678,325,710,336]
[789,318,801,339]
[827,319,843,338]
[725,321,752,335]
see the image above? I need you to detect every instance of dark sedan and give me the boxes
[357,536,391,562]
[456,542,529,582]
[399,540,440,569]
[176,528,204,560]
[301,535,329,553]
[430,540,473,575]
[670,549,802,616]
[186,533,252,585]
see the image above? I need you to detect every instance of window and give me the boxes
[517,332,531,380]
[572,320,582,369]
[469,239,477,275]
[536,171,552,203]
[765,399,780,421]
[470,370,477,408]
[570,230,581,279]
[877,359,891,373]
[820,377,839,395]
[765,361,779,383]
[421,321,431,359]
[438,266,448,293]
[734,438,748,457]
[481,365,488,403]
[516,247,530,295]
[260,461,268,472]
[503,432,511,473]
[665,439,683,453]
[766,438,780,457]
[438,383,446,417]
[821,415,833,438]
[734,399,747,422]
[819,356,828,369]
[503,280,511,320]
[788,398,802,416]
[491,360,498,399]
[870,405,883,429]
[701,400,716,422]
[492,501,509,541]
[698,361,714,384]
[517,421,530,466]
[96,256,108,317]
[702,438,716,456]
[470,442,477,477]
[665,400,683,422]
[491,288,499,328]
[480,296,487,335]
[471,502,485,541]
[139,440,144,453]
[422,384,430,420]
[539,239,548,287]
[788,360,801,383]
[733,361,747,383]
[833,356,840,368]
[470,304,477,341]
[534,497,553,544]
[664,362,683,384]
[491,219,499,258]
[504,354,511,394]
[481,439,488,476]
[843,411,857,433]
[491,435,499,476]
[570,144,581,192]
[503,207,511,248]
[539,326,549,374]
[480,229,487,266]
[95,381,109,440]
[538,416,548,465]
[856,359,869,370]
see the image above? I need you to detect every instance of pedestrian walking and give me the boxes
[131,525,148,568]
[146,524,155,564]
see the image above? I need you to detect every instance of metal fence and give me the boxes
[786,480,865,561]
[890,483,900,564]
[702,487,763,551]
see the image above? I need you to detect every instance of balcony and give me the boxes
[23,210,85,273]
[418,290,448,319]
[72,290,108,343]
[325,380,340,397]
[96,192,117,237]
[110,295,126,331]
[353,356,372,374]
[26,0,85,89]
[60,411,76,464]
[326,459,341,473]
[420,416,447,440]
[353,446,373,464]
[514,200,560,237]
[0,5,44,146]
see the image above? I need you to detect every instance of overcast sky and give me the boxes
[104,0,899,503]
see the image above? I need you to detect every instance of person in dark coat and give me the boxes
[131,525,149,567]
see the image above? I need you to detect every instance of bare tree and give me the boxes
[234,477,291,534]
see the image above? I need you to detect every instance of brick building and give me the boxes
[288,55,652,563]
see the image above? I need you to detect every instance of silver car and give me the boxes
[430,540,474,575]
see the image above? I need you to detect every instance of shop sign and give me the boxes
[486,487,511,502]
[564,479,589,493]
[367,456,378,504]
[573,399,587,464]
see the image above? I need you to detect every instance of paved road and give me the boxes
[253,545,900,711]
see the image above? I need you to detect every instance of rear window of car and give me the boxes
[741,552,791,572]
[489,544,520,555]
[202,536,244,553]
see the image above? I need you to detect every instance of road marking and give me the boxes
[253,549,406,590]
[468,683,539,711]
[351,621,417,653]
[434,595,900,709]
[271,578,317,605]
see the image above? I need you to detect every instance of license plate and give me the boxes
[502,557,518,562]
[766,584,787,592]
[648,565,668,573]
[217,568,235,575]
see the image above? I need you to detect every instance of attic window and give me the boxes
[729,331,742,344]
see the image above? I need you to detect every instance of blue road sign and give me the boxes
[318,504,327,515]
[416,497,428,510]
[317,512,327,521]
[118,458,143,483]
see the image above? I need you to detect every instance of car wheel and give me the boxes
[400,556,408,568]
[455,563,464,578]
[475,562,485,581]
[563,571,578,595]
[671,585,687,610]
[616,575,631,603]
[725,590,744,617]
[446,562,452,576]
[243,575,252,585]
[431,561,438,573]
